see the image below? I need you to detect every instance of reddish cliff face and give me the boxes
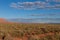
[0,18,19,24]
[0,18,7,22]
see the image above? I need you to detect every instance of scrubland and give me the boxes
[0,23,60,40]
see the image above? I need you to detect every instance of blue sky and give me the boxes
[0,0,60,23]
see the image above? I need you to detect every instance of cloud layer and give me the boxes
[46,0,60,2]
[10,0,60,10]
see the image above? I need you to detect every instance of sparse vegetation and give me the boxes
[0,23,60,40]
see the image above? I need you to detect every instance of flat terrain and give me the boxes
[0,23,60,40]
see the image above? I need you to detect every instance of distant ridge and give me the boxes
[7,18,60,23]
[0,18,60,24]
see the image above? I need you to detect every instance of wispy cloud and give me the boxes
[30,13,59,16]
[10,1,60,10]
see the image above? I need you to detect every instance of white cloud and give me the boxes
[10,1,60,10]
[46,0,60,2]
[10,2,17,8]
[53,0,60,2]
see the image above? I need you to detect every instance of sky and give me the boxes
[0,0,60,23]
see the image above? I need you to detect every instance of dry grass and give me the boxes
[0,23,60,40]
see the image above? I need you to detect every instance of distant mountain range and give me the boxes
[0,18,60,23]
[7,18,60,23]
